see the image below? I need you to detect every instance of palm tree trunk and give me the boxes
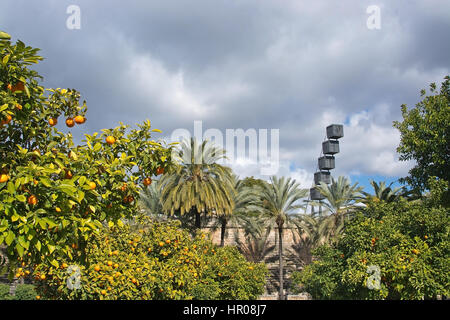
[220,218,227,247]
[193,207,201,229]
[278,224,284,300]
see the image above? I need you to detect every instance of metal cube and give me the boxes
[318,155,335,170]
[322,140,340,155]
[310,187,325,200]
[314,171,331,185]
[326,124,344,139]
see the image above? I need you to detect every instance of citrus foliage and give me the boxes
[31,217,267,300]
[292,199,450,299]
[0,34,172,272]
[393,76,450,205]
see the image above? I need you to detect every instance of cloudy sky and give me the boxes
[1,0,449,191]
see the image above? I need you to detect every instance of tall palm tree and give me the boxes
[234,215,276,263]
[308,176,363,243]
[212,175,261,246]
[289,212,328,267]
[159,138,235,230]
[257,176,308,300]
[362,180,409,203]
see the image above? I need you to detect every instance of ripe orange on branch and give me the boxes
[74,115,86,124]
[156,167,164,175]
[0,174,9,183]
[27,195,38,206]
[12,81,25,92]
[48,118,58,126]
[105,136,116,145]
[143,178,152,186]
[65,118,75,128]
[0,114,12,126]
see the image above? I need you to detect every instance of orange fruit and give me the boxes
[114,263,118,269]
[1,114,12,126]
[101,290,107,295]
[27,195,38,206]
[131,278,137,284]
[94,265,101,272]
[0,174,9,183]
[6,83,13,91]
[48,118,58,126]
[15,104,22,110]
[40,274,46,280]
[88,181,96,190]
[64,170,73,179]
[65,118,75,128]
[12,81,25,92]
[105,136,116,145]
[74,115,86,124]
[55,207,62,213]
[143,178,152,186]
[62,263,68,269]
[36,295,41,300]
[156,167,164,175]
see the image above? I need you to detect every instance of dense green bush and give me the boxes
[292,199,450,299]
[14,284,37,300]
[0,283,12,300]
[31,216,267,300]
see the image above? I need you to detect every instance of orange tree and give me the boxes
[31,216,267,300]
[0,32,173,273]
[291,198,449,299]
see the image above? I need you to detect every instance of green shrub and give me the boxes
[292,199,450,299]
[32,216,267,300]
[14,284,37,300]
[0,283,12,300]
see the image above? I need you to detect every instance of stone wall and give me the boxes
[201,224,310,297]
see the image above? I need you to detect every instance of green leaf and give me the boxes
[5,231,15,245]
[11,213,20,222]
[17,235,29,250]
[0,104,8,112]
[93,143,102,152]
[47,244,56,254]
[40,177,52,187]
[78,176,87,186]
[77,190,85,203]
[2,54,9,65]
[50,259,59,268]
[16,243,24,257]
[7,181,15,194]
[35,240,42,252]
[16,194,26,202]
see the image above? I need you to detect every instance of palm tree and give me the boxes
[138,181,166,221]
[211,175,261,246]
[257,176,308,300]
[159,138,235,230]
[289,212,329,268]
[234,215,276,263]
[308,176,363,243]
[362,180,409,203]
